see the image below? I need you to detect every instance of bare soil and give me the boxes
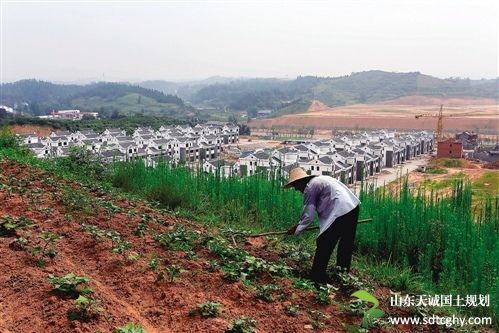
[251,97,499,133]
[8,124,55,138]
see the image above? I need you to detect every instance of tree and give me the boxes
[81,114,96,121]
[247,106,258,118]
[0,109,9,119]
[239,124,250,135]
[228,114,238,125]
[30,102,41,116]
[110,110,121,119]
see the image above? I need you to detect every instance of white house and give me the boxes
[203,159,237,178]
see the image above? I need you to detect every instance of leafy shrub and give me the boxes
[185,250,197,260]
[102,200,122,214]
[81,223,107,240]
[222,266,240,283]
[334,268,364,291]
[48,273,92,297]
[134,214,150,237]
[440,158,464,168]
[279,244,312,274]
[243,256,289,279]
[283,304,299,317]
[30,231,61,267]
[59,146,107,180]
[0,128,18,148]
[61,186,95,215]
[148,257,160,271]
[315,285,335,305]
[292,278,315,291]
[255,284,280,303]
[190,301,222,318]
[114,323,146,333]
[308,310,329,329]
[81,224,132,257]
[145,183,186,210]
[165,264,181,282]
[156,264,182,283]
[225,317,257,333]
[206,239,246,262]
[207,238,290,283]
[154,225,198,251]
[424,166,447,174]
[9,236,29,251]
[69,295,102,321]
[205,260,220,272]
[0,215,36,236]
[108,230,133,255]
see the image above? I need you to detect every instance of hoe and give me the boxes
[247,218,373,238]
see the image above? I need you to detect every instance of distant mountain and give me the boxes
[185,71,499,116]
[0,80,189,118]
[138,76,240,101]
[138,80,181,95]
[3,72,497,120]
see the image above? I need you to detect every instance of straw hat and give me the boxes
[283,167,315,189]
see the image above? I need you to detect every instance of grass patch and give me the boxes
[430,158,464,168]
[473,171,499,197]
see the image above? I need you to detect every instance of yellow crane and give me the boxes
[415,104,481,141]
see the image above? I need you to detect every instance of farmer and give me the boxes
[284,167,360,285]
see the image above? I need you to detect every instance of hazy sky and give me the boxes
[1,0,498,82]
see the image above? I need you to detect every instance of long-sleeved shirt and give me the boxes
[295,176,360,236]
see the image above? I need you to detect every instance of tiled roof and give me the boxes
[318,156,334,164]
[254,152,269,160]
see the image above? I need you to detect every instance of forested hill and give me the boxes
[0,80,187,118]
[186,71,499,116]
[3,72,497,119]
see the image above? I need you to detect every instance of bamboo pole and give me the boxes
[247,218,373,238]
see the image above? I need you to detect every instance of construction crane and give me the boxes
[415,104,481,141]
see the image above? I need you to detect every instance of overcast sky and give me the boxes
[1,0,498,83]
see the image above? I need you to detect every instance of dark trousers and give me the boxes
[310,205,359,283]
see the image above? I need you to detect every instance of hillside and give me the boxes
[0,129,496,332]
[0,158,426,333]
[249,97,498,133]
[186,71,498,116]
[0,80,189,118]
[3,72,497,120]
[139,76,243,99]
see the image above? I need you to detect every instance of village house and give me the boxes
[437,139,463,158]
[18,133,39,144]
[203,159,238,178]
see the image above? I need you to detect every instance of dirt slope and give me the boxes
[0,160,432,333]
[251,97,498,132]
